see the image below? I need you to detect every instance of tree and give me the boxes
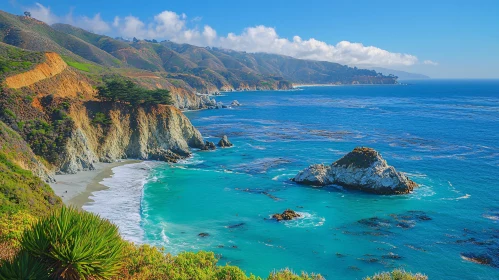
[133,37,139,43]
[24,11,31,18]
[96,78,173,106]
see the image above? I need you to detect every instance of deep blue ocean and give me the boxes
[87,80,499,279]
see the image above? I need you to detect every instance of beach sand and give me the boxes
[49,160,142,208]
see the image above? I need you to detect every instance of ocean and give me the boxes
[84,80,499,279]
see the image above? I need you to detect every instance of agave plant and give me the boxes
[20,206,125,279]
[0,250,49,279]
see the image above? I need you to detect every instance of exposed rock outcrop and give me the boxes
[217,135,233,148]
[231,100,241,107]
[3,52,206,175]
[293,147,417,194]
[59,103,204,174]
[202,141,216,150]
[272,209,301,221]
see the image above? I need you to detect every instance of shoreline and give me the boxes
[49,160,142,209]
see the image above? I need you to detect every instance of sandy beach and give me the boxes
[49,160,142,208]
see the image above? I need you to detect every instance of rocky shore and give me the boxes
[293,147,417,194]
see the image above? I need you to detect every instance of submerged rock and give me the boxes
[272,209,301,221]
[461,253,494,266]
[293,147,417,194]
[218,135,233,147]
[198,232,210,237]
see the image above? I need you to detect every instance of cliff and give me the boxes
[62,102,204,174]
[1,52,205,176]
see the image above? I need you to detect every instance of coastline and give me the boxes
[49,160,142,209]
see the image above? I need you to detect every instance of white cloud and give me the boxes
[28,3,59,24]
[27,3,109,34]
[80,13,110,33]
[423,60,439,66]
[25,4,427,67]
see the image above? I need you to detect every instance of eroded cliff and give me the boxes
[62,102,204,174]
[1,52,205,176]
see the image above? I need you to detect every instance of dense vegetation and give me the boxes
[0,152,60,216]
[0,90,74,165]
[97,78,174,106]
[0,150,61,261]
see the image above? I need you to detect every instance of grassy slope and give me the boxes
[0,11,120,68]
[0,42,45,80]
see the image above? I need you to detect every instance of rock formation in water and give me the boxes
[217,135,233,148]
[293,147,417,194]
[272,209,301,221]
[231,100,241,107]
[202,141,216,150]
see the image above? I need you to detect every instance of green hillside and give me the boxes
[48,18,397,87]
[0,11,121,68]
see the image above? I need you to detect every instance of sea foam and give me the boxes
[83,161,160,243]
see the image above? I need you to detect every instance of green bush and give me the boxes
[268,268,324,280]
[92,112,111,126]
[97,78,173,106]
[20,206,125,279]
[363,269,428,280]
[0,251,49,279]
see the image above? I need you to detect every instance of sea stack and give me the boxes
[293,147,417,195]
[218,135,233,147]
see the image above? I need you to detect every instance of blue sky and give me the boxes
[3,0,499,78]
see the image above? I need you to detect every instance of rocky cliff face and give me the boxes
[60,103,204,174]
[293,147,417,194]
[2,52,206,176]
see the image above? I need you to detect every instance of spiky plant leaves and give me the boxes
[0,250,50,279]
[20,206,125,279]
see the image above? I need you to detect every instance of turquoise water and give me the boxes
[106,80,499,279]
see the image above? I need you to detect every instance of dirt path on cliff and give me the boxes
[5,52,67,89]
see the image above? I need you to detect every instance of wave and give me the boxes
[83,161,160,244]
[271,173,296,181]
[281,212,325,228]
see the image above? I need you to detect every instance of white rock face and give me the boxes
[293,147,417,194]
[58,104,205,174]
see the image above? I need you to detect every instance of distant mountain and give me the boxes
[0,10,397,97]
[369,67,430,80]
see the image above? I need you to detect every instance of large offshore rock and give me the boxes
[293,147,417,195]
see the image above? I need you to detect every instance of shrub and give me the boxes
[0,210,37,248]
[268,268,324,280]
[119,243,171,279]
[92,112,112,126]
[363,269,428,280]
[0,251,49,279]
[20,206,125,279]
[216,265,255,279]
[97,78,173,106]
